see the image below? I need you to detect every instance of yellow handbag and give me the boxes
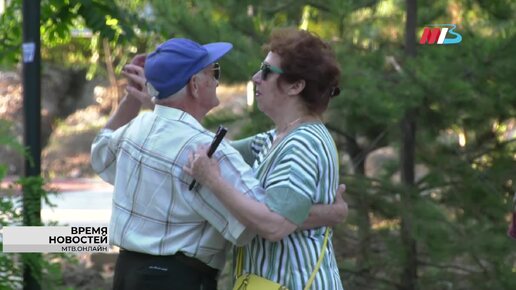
[232,228,330,290]
[233,272,287,290]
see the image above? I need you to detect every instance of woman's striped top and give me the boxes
[234,122,344,290]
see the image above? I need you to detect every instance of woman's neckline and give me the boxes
[268,120,321,153]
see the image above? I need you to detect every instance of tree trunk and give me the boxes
[400,1,418,290]
[103,38,120,113]
[22,0,42,289]
[400,110,418,290]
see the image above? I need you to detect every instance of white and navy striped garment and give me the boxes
[233,122,344,290]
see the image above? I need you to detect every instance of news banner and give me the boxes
[2,226,109,253]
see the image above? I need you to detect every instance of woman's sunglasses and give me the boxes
[260,63,284,81]
[212,63,221,81]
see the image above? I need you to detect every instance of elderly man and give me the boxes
[91,38,347,290]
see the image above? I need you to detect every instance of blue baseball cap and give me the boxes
[144,38,233,99]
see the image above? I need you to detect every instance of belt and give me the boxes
[174,252,218,276]
[119,249,218,277]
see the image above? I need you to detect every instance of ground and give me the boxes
[59,253,115,290]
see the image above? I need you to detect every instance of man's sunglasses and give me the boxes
[212,63,220,81]
[260,63,284,81]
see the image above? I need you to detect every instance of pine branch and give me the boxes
[341,267,402,289]
[326,122,391,168]
[469,252,491,278]
[305,1,332,13]
[466,138,516,163]
[416,180,461,192]
[262,0,299,14]
[325,123,358,145]
[418,260,479,275]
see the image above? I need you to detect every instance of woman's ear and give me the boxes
[287,79,306,96]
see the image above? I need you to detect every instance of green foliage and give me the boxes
[0,0,152,76]
[0,153,23,288]
[1,0,515,289]
[157,1,515,288]
[182,1,516,289]
[148,0,265,83]
[0,119,76,289]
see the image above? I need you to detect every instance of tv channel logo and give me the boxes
[420,24,462,45]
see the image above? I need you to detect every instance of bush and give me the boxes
[0,119,76,289]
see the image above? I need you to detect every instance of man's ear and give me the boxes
[287,79,306,96]
[188,75,200,99]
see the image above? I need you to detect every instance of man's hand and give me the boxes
[300,184,349,230]
[122,63,154,110]
[184,145,222,188]
[331,184,349,225]
[102,53,150,130]
[125,53,147,90]
[131,53,146,68]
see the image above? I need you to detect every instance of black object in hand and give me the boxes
[189,126,228,191]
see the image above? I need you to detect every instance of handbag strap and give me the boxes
[235,227,330,290]
[236,246,244,278]
[304,227,330,290]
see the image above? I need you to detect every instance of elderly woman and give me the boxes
[187,27,344,289]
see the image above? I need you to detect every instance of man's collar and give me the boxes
[153,105,203,129]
